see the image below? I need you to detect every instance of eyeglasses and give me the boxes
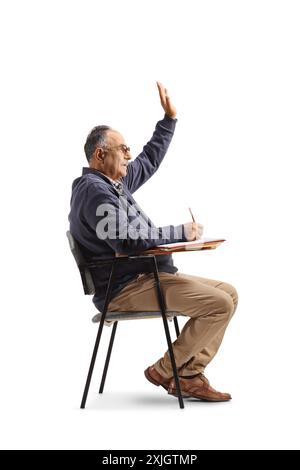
[103,144,131,154]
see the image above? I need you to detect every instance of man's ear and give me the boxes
[95,148,105,162]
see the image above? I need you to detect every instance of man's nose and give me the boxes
[125,153,132,160]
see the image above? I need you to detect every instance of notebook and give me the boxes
[144,238,226,254]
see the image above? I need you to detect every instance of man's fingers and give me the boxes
[192,223,204,239]
[157,81,177,118]
[156,81,166,103]
[165,87,171,105]
[184,222,204,241]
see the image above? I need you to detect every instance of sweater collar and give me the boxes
[82,167,124,194]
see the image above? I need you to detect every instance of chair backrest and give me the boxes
[66,231,95,295]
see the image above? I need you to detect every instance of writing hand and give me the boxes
[183,222,204,241]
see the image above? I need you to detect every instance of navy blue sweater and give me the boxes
[69,115,186,311]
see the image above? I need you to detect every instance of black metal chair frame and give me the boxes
[67,232,184,409]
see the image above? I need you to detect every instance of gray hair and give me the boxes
[84,125,111,162]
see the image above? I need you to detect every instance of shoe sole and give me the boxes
[168,388,231,402]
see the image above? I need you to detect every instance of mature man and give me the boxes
[69,82,238,401]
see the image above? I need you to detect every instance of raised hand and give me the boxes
[156,81,177,119]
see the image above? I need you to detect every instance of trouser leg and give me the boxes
[109,272,238,379]
[172,274,239,375]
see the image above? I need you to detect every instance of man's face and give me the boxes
[98,130,131,180]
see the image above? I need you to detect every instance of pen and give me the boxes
[188,207,196,223]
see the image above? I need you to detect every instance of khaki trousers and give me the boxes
[108,272,238,379]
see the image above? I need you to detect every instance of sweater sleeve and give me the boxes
[123,114,177,194]
[83,185,186,255]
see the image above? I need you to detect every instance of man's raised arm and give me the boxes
[124,82,178,194]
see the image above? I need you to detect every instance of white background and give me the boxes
[0,0,299,450]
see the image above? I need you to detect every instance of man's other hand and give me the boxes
[183,222,204,241]
[157,81,177,119]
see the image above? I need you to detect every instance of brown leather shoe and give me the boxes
[168,373,232,402]
[144,365,171,391]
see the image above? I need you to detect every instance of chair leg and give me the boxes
[80,317,105,409]
[174,316,180,338]
[80,261,116,409]
[151,258,184,409]
[99,321,118,393]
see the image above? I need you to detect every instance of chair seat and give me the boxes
[92,310,182,324]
